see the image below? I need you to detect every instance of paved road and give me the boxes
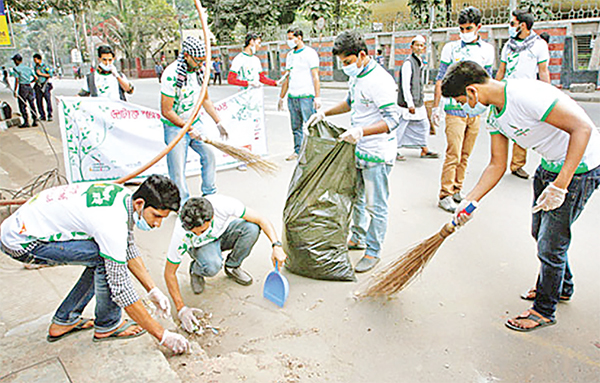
[1,78,599,382]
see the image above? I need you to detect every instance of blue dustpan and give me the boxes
[263,261,289,308]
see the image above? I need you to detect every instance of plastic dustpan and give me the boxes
[263,261,289,308]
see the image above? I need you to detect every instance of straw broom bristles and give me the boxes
[359,222,457,298]
[203,138,279,175]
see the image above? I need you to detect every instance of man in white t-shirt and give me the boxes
[442,61,600,333]
[432,6,495,213]
[78,45,133,101]
[164,195,287,331]
[278,28,321,161]
[161,37,228,203]
[496,9,551,180]
[306,31,401,273]
[228,32,280,89]
[0,175,190,353]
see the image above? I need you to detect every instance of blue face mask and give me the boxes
[461,91,488,116]
[508,26,520,39]
[134,205,153,231]
[342,62,362,78]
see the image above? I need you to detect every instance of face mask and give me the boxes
[134,205,153,231]
[98,62,112,71]
[251,45,256,54]
[508,26,520,39]
[287,39,297,49]
[343,62,362,78]
[460,31,477,43]
[461,90,488,115]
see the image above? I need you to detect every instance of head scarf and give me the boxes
[176,36,206,91]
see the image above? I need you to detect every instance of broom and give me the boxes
[359,203,476,298]
[203,138,279,175]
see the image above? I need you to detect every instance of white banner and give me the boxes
[58,88,267,183]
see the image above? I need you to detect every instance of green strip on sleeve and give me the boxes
[161,92,175,98]
[378,103,395,109]
[167,258,181,265]
[440,60,450,65]
[537,59,548,64]
[541,98,559,122]
[489,131,501,135]
[99,251,126,264]
[240,207,246,218]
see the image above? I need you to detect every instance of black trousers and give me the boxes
[17,84,37,123]
[34,83,53,119]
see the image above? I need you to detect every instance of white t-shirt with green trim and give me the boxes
[501,37,549,79]
[440,39,495,113]
[160,61,204,128]
[81,72,127,101]
[1,183,131,264]
[349,59,399,164]
[230,52,263,84]
[167,194,246,264]
[486,79,600,174]
[285,46,319,98]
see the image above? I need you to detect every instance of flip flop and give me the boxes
[520,288,571,302]
[347,241,366,251]
[46,318,94,343]
[505,312,556,332]
[420,152,439,159]
[92,319,147,343]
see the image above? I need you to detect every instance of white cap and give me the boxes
[411,35,426,44]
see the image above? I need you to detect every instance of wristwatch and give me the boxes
[272,241,283,248]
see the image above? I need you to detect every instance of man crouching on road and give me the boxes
[164,195,287,333]
[0,175,190,353]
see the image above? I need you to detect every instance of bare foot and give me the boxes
[506,309,553,330]
[48,318,94,338]
[94,320,144,339]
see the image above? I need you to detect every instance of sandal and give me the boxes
[47,318,94,343]
[93,319,147,343]
[520,288,571,302]
[505,310,556,332]
[420,151,439,159]
[347,241,366,251]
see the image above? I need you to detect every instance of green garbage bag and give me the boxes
[282,120,357,281]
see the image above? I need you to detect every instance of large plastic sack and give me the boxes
[282,120,357,281]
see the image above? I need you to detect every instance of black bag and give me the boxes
[282,120,358,281]
[0,101,12,120]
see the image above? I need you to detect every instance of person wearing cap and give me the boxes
[78,45,133,101]
[160,36,228,204]
[396,35,439,161]
[11,53,39,128]
[278,28,321,161]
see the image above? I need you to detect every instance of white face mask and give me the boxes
[460,31,477,43]
[251,45,256,54]
[508,26,520,39]
[98,62,112,71]
[287,39,297,49]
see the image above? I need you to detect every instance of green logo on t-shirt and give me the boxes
[85,184,122,207]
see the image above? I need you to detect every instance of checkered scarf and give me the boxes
[176,36,206,92]
[506,32,540,54]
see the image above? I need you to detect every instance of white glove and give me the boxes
[159,329,190,354]
[339,127,363,144]
[306,111,325,127]
[188,128,203,140]
[216,121,229,140]
[147,287,171,319]
[314,96,322,110]
[276,73,288,86]
[432,106,443,126]
[453,200,478,227]
[532,182,568,213]
[110,64,119,78]
[178,306,204,333]
[249,80,261,88]
[277,97,285,111]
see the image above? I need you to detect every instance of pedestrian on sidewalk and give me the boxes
[495,9,551,180]
[78,45,134,101]
[396,35,438,161]
[212,56,222,85]
[443,60,600,332]
[33,53,54,122]
[0,175,191,353]
[11,53,38,128]
[306,30,400,273]
[154,60,164,83]
[164,195,287,331]
[278,28,321,161]
[432,6,495,213]
[160,36,228,204]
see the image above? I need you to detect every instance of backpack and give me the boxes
[86,72,127,101]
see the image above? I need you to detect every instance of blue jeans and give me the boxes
[531,165,600,320]
[10,240,122,332]
[350,160,393,258]
[164,122,217,204]
[189,219,261,277]
[288,97,315,154]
